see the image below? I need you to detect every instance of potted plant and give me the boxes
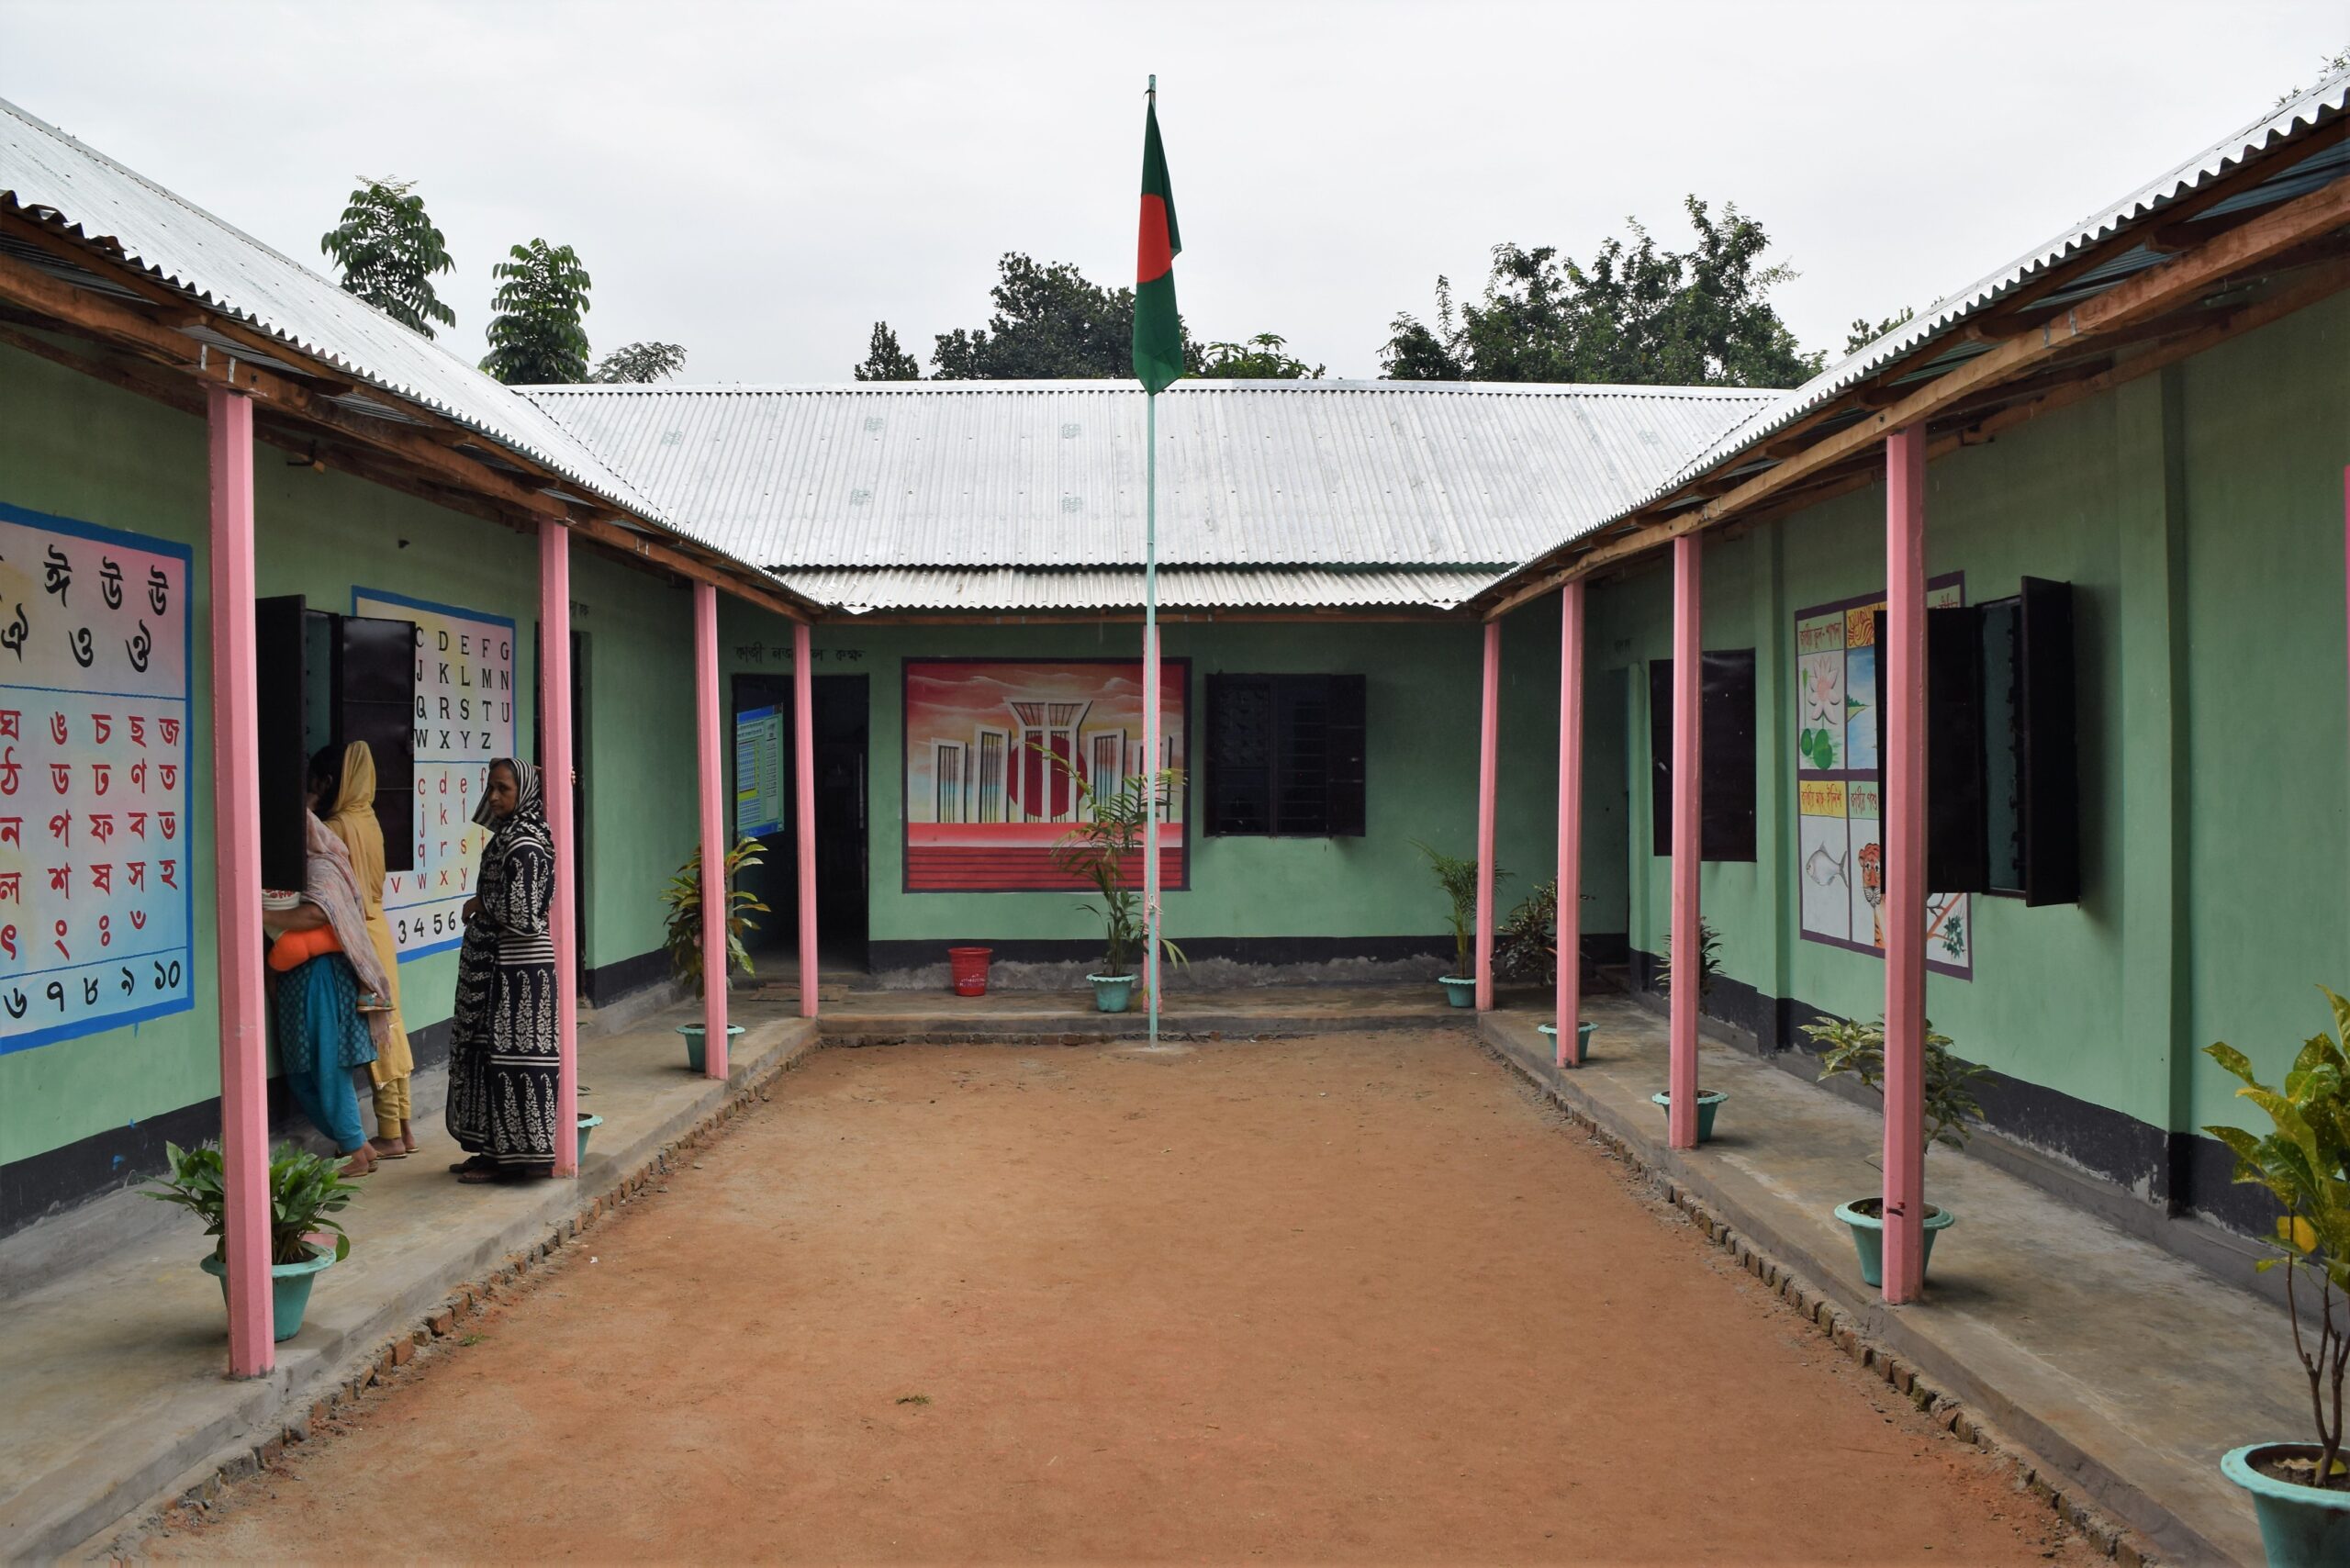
[1801,1012,1988,1285]
[1651,916,1729,1137]
[144,1140,357,1342]
[1500,879,1596,1062]
[2205,990,2350,1565]
[1050,758,1187,1013]
[662,836,770,1070]
[1416,841,1503,1008]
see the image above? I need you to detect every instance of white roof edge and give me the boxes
[521,378,1785,399]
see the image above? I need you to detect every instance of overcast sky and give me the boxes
[2,1,2344,384]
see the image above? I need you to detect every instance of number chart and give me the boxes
[0,502,194,1054]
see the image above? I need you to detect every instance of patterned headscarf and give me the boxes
[473,757,552,846]
[303,810,393,1047]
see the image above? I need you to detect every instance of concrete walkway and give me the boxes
[1479,996,2301,1567]
[0,994,816,1563]
[798,977,1476,1043]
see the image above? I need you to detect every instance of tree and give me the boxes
[1844,306,1916,355]
[591,342,688,383]
[852,321,922,381]
[1381,197,1822,388]
[479,240,592,386]
[319,177,455,339]
[929,252,1197,380]
[1196,332,1325,380]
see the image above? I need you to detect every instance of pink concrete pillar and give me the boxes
[1882,427,1930,1302]
[1668,534,1702,1148]
[539,521,579,1178]
[793,620,818,1018]
[695,584,728,1078]
[1474,620,1502,1010]
[1556,580,1585,1067]
[207,387,271,1377]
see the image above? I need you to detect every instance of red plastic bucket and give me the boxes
[948,946,992,997]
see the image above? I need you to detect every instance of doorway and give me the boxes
[532,626,589,987]
[730,672,868,971]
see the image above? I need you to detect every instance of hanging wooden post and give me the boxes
[1668,535,1702,1148]
[1883,427,1930,1301]
[207,386,270,1377]
[1557,580,1585,1066]
[695,583,728,1077]
[793,620,819,1018]
[1474,620,1502,1011]
[539,520,579,1178]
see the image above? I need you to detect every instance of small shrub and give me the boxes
[144,1141,359,1266]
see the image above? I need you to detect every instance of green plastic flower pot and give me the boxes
[199,1245,337,1342]
[1650,1089,1728,1142]
[576,1113,603,1163]
[2221,1443,2350,1566]
[1834,1200,1956,1287]
[1089,975,1136,1014]
[1536,1022,1597,1064]
[677,1023,745,1073]
[1438,976,1477,1009]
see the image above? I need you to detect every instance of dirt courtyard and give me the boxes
[160,1031,2091,1564]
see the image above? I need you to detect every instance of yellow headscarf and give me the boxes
[325,741,386,904]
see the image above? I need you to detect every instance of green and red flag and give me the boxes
[1133,84,1183,394]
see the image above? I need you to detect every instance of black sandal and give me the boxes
[448,1154,494,1175]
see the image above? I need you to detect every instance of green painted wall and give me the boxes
[1587,290,2350,1147]
[0,342,700,1169]
[718,598,1565,957]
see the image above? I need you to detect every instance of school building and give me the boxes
[1,70,2345,1364]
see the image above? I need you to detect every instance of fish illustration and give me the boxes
[1804,843,1848,888]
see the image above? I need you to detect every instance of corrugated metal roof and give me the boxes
[1595,71,2350,534]
[0,96,670,529]
[525,380,1778,570]
[778,566,1505,612]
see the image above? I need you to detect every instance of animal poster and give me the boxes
[1792,578,1971,978]
[902,658,1188,892]
[0,502,194,1055]
[354,588,514,958]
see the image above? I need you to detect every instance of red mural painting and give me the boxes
[901,658,1188,893]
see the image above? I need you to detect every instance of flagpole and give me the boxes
[1144,386,1161,1046]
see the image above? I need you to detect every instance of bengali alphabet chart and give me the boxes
[354,589,514,960]
[1793,577,1972,979]
[0,503,194,1054]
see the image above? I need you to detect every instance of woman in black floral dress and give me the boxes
[444,758,559,1182]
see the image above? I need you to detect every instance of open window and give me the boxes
[1650,650,1757,862]
[1204,673,1366,837]
[255,596,419,890]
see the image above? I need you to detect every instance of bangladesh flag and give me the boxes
[1133,86,1183,394]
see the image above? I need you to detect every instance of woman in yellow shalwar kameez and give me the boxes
[313,742,419,1157]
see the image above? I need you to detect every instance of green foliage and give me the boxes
[591,342,688,384]
[144,1140,358,1266]
[853,321,923,381]
[1415,840,1502,980]
[1047,753,1187,978]
[1801,1013,1988,1152]
[929,254,1176,379]
[1382,198,1822,388]
[2275,44,2350,107]
[1799,726,1840,770]
[1494,878,1559,988]
[2205,990,2350,1487]
[480,239,593,385]
[1843,306,1916,355]
[662,837,771,986]
[1659,916,1723,1002]
[1196,332,1324,380]
[319,177,456,339]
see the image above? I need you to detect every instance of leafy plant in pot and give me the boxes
[2204,989,2350,1566]
[1800,1013,1987,1285]
[1048,756,1187,1014]
[144,1140,358,1342]
[1416,841,1503,1009]
[663,836,770,1071]
[1651,916,1729,1137]
[1499,879,1595,1062]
